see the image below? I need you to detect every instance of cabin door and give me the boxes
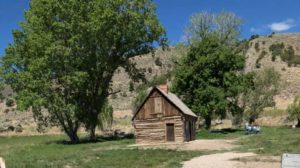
[166,123,175,141]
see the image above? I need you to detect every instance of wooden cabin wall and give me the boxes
[133,89,197,144]
[134,116,184,144]
[135,90,182,120]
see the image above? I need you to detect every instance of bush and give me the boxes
[269,43,285,61]
[129,81,134,92]
[6,98,14,107]
[155,57,162,66]
[254,42,260,52]
[148,67,152,73]
[249,34,259,41]
[121,92,127,97]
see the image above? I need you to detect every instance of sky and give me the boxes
[1,0,300,55]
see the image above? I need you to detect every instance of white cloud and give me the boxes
[268,19,296,32]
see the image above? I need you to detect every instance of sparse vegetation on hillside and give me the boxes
[132,72,172,111]
[249,34,259,41]
[243,68,280,123]
[5,98,14,107]
[255,50,267,68]
[254,42,260,52]
[129,81,134,92]
[155,57,163,66]
[269,43,285,61]
[268,43,300,66]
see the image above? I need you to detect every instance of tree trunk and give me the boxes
[205,116,212,130]
[296,119,300,128]
[67,131,80,144]
[89,124,97,141]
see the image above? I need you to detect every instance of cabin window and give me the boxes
[154,97,162,113]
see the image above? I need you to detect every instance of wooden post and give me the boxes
[0,157,5,168]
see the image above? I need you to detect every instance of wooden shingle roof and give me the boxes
[132,86,197,120]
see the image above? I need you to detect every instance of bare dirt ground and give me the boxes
[131,139,281,168]
[183,152,280,168]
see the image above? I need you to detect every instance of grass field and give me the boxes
[1,127,300,167]
[0,135,202,168]
[198,126,300,156]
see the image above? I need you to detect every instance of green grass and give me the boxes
[196,128,245,139]
[197,126,300,156]
[237,126,300,155]
[0,135,202,168]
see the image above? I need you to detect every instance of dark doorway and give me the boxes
[185,121,192,141]
[166,123,175,141]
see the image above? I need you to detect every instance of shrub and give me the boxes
[262,41,266,45]
[254,42,260,52]
[269,43,285,61]
[6,98,14,107]
[155,57,162,66]
[249,34,259,41]
[129,81,134,92]
[111,94,117,99]
[121,92,127,97]
[282,46,295,67]
[148,67,152,73]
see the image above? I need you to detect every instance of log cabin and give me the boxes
[132,85,197,144]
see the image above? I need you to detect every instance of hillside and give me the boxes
[111,33,300,111]
[245,33,300,109]
[1,33,300,134]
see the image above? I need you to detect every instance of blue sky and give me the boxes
[1,0,300,55]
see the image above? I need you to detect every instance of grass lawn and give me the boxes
[196,128,245,139]
[197,126,300,156]
[237,126,300,155]
[0,135,202,168]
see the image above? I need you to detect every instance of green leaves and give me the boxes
[1,0,166,142]
[172,35,246,128]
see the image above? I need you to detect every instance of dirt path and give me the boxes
[182,152,281,168]
[129,139,237,151]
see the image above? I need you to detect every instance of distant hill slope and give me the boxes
[111,33,300,111]
[245,33,300,109]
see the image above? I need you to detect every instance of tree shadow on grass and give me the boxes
[46,133,134,145]
[209,128,243,134]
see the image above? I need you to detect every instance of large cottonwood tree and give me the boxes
[1,0,166,143]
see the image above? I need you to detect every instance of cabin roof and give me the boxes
[132,86,197,120]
